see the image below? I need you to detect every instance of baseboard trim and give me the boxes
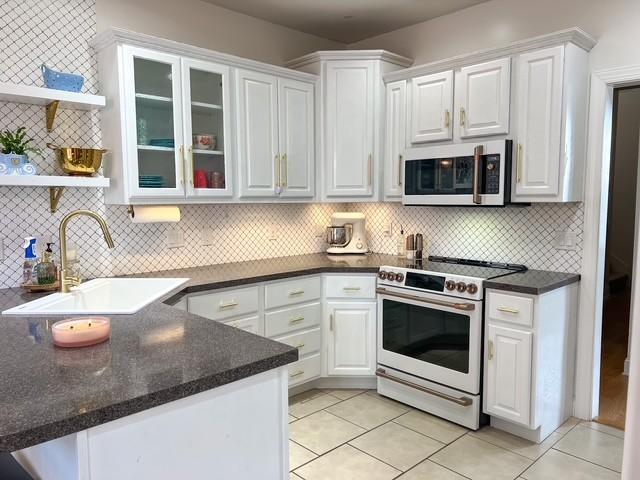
[288,376,376,397]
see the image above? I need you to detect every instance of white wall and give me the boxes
[96,0,344,66]
[348,0,640,71]
[608,88,640,276]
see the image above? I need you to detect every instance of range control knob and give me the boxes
[456,282,467,293]
[466,283,478,294]
[378,271,387,280]
[445,280,457,291]
[395,272,405,282]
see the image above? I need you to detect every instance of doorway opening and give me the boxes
[598,86,640,430]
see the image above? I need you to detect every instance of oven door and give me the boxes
[377,286,482,394]
[402,140,510,206]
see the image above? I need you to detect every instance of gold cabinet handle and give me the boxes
[290,370,305,378]
[329,313,334,331]
[275,154,281,189]
[460,107,466,127]
[488,340,495,360]
[288,289,305,297]
[343,286,361,292]
[281,153,288,188]
[219,301,238,310]
[289,316,305,325]
[188,145,194,186]
[444,109,450,128]
[516,144,523,183]
[178,145,185,186]
[296,343,305,349]
[497,306,520,314]
[368,154,373,186]
[398,154,403,187]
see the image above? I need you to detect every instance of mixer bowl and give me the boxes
[326,224,353,247]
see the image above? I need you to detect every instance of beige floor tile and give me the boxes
[289,390,342,418]
[295,444,401,480]
[582,421,625,439]
[325,391,410,429]
[397,460,467,479]
[289,410,366,455]
[520,449,620,480]
[289,414,297,423]
[322,389,365,400]
[469,426,563,460]
[554,424,624,472]
[393,410,468,444]
[554,416,581,435]
[290,474,303,480]
[430,435,532,480]
[350,422,444,471]
[290,440,318,470]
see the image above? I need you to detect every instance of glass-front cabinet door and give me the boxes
[182,59,232,197]
[124,46,185,198]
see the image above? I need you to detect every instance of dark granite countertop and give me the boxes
[0,252,578,451]
[484,269,581,295]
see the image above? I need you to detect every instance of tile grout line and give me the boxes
[347,443,403,474]
[580,422,626,440]
[549,446,623,474]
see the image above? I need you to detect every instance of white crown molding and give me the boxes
[285,50,414,69]
[383,27,597,83]
[91,28,319,83]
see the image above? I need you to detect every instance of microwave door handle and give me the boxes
[472,145,483,205]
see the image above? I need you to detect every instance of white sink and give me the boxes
[2,277,189,315]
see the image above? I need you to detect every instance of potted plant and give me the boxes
[0,127,40,176]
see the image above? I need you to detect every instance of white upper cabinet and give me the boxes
[236,70,280,197]
[236,71,316,199]
[278,78,315,198]
[456,57,511,138]
[384,80,406,199]
[124,47,186,200]
[182,58,233,198]
[513,44,588,202]
[325,60,376,197]
[410,71,453,143]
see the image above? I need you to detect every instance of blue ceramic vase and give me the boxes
[0,153,37,175]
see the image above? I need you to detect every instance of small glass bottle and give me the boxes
[35,243,57,285]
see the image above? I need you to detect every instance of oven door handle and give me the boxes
[376,368,473,407]
[376,287,475,311]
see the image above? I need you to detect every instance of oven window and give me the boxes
[382,299,470,373]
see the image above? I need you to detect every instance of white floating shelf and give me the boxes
[0,175,109,187]
[0,82,105,110]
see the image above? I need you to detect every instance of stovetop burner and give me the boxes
[390,256,527,281]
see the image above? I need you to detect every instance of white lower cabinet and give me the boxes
[483,285,578,442]
[485,324,532,426]
[326,301,376,376]
[224,315,262,336]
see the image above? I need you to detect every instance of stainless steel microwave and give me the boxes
[402,140,513,207]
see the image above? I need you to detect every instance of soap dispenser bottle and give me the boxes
[35,243,57,285]
[22,237,38,284]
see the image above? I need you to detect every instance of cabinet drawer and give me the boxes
[265,276,321,310]
[187,286,259,322]
[487,291,534,327]
[265,302,321,338]
[274,327,321,358]
[288,354,321,387]
[224,315,263,336]
[324,275,376,299]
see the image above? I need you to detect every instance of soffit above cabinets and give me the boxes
[383,27,597,83]
[198,0,491,43]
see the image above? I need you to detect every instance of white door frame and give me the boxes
[575,65,640,422]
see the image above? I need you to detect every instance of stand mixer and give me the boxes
[326,212,368,254]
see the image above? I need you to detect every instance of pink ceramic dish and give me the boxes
[52,317,111,348]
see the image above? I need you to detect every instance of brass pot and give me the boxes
[47,143,107,176]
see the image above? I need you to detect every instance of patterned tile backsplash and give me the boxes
[0,0,585,289]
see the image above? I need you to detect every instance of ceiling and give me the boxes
[200,0,491,44]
